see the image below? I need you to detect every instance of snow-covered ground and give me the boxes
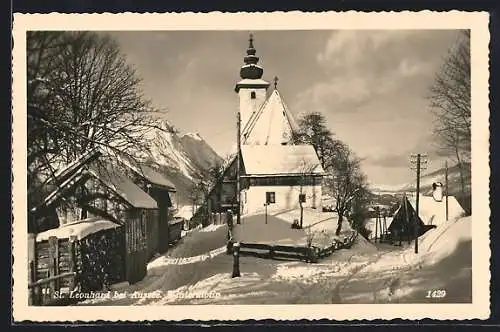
[78,211,471,305]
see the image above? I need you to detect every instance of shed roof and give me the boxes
[35,217,121,242]
[87,163,158,209]
[241,145,325,176]
[116,155,176,191]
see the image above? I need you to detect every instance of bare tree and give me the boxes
[27,31,163,230]
[328,143,368,236]
[429,30,471,196]
[293,112,338,171]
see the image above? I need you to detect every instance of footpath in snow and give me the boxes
[78,212,471,305]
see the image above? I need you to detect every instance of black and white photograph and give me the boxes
[12,11,490,321]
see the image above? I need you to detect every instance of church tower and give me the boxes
[235,34,270,131]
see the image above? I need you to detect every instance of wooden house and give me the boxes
[121,160,181,257]
[30,150,158,286]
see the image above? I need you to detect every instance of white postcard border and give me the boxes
[12,11,491,321]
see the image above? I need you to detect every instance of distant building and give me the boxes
[195,34,324,219]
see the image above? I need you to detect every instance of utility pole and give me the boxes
[445,160,449,221]
[409,153,428,254]
[236,111,241,225]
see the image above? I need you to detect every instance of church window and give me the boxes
[250,91,256,99]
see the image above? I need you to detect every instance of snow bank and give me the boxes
[200,224,225,233]
[418,216,471,264]
[147,246,227,270]
[36,218,120,242]
[352,234,378,254]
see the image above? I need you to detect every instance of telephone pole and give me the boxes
[236,111,241,225]
[409,153,428,254]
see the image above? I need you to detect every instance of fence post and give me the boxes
[226,240,233,255]
[28,260,34,305]
[232,242,240,278]
[48,236,59,299]
[68,235,77,292]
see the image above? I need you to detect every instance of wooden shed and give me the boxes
[31,218,124,305]
[120,161,178,258]
[30,152,159,287]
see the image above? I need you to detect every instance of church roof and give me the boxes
[241,88,299,145]
[241,145,325,176]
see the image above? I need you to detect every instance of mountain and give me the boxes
[140,120,223,206]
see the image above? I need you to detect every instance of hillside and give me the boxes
[400,162,471,196]
[139,120,223,206]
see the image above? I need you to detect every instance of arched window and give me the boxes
[250,91,256,99]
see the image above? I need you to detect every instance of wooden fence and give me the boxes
[229,231,359,264]
[28,235,77,306]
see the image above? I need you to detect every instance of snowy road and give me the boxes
[78,216,472,305]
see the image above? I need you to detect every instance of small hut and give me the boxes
[122,160,180,257]
[388,196,436,241]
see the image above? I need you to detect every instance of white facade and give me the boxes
[238,84,268,131]
[240,184,322,215]
[242,89,298,146]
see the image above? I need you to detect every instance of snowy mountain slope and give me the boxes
[137,119,223,205]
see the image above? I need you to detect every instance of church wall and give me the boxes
[241,184,322,215]
[239,88,267,130]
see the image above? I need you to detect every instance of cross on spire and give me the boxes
[249,33,254,48]
[274,76,279,89]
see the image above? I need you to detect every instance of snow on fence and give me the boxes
[29,219,125,306]
[228,231,358,264]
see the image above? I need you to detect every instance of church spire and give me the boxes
[240,33,264,79]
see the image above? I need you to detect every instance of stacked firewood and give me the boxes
[75,227,125,292]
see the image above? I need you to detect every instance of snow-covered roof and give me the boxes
[114,154,176,191]
[88,163,158,209]
[36,218,121,242]
[137,164,176,191]
[241,145,325,176]
[50,148,102,184]
[242,89,299,145]
[407,194,465,226]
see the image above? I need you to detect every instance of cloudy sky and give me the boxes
[107,30,463,188]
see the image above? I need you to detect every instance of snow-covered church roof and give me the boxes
[241,88,299,145]
[241,145,325,176]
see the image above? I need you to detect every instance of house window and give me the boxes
[266,192,276,204]
[250,91,256,99]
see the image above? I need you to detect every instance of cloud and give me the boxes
[366,134,445,169]
[294,30,436,113]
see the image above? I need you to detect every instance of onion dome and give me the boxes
[240,34,264,79]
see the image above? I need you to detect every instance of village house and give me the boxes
[195,34,325,219]
[29,149,159,285]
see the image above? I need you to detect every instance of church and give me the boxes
[200,34,324,218]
